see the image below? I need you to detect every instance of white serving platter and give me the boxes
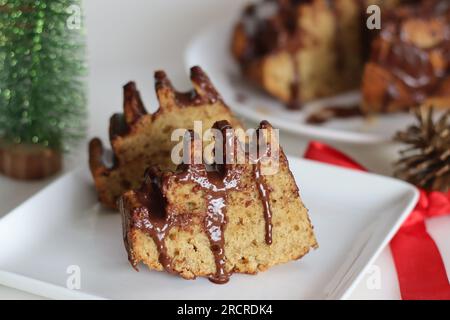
[0,157,418,300]
[184,19,421,145]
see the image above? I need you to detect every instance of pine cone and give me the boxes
[394,107,450,192]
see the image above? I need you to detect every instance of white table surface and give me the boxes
[1,0,448,300]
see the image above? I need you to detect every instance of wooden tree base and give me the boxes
[0,143,62,180]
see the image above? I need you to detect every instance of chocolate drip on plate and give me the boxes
[306,105,364,124]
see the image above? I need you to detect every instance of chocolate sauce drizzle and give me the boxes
[124,121,276,284]
[123,168,193,273]
[254,161,273,245]
[177,163,235,284]
[253,121,274,245]
[288,56,301,110]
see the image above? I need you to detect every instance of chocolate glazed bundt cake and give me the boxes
[89,66,241,209]
[362,0,450,113]
[119,120,317,283]
[231,0,401,109]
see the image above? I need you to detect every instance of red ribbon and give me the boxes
[304,141,450,300]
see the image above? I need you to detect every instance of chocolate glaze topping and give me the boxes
[109,82,147,142]
[124,121,277,283]
[155,66,222,107]
[123,82,147,125]
[371,0,450,109]
[109,66,222,146]
[109,113,128,142]
[288,57,301,110]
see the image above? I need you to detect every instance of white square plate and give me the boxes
[0,157,418,299]
[184,19,421,145]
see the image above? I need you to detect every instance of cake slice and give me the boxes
[231,0,401,109]
[119,120,317,283]
[361,0,450,113]
[89,66,241,209]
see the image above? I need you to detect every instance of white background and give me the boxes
[0,0,448,300]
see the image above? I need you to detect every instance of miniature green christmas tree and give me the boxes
[0,0,86,179]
